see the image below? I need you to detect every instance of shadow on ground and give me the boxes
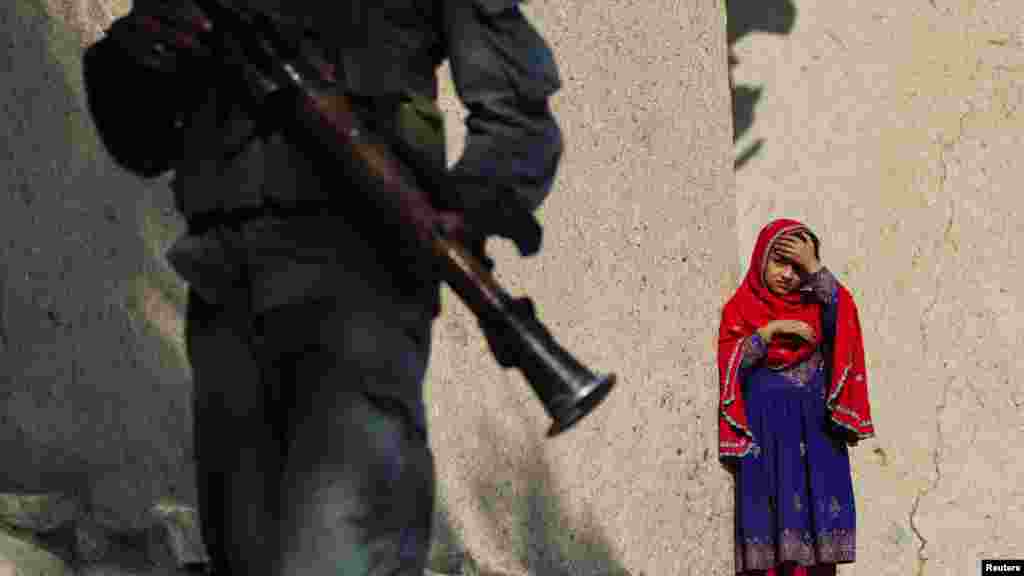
[726,0,797,170]
[433,393,629,576]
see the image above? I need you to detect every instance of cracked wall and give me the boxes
[732,1,1024,574]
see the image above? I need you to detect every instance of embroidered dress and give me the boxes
[733,268,856,572]
[716,219,875,575]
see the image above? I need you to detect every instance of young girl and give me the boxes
[718,219,875,576]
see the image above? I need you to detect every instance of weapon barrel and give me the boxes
[193,0,616,435]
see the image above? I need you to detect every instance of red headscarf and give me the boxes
[718,219,875,459]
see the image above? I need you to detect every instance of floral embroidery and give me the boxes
[720,436,755,458]
[826,360,852,405]
[721,338,751,447]
[738,535,776,570]
[735,528,856,571]
[721,407,756,444]
[830,415,875,440]
[773,350,823,386]
[779,529,815,565]
[737,535,776,571]
[723,338,746,407]
[816,528,856,563]
[825,357,875,440]
[740,333,769,370]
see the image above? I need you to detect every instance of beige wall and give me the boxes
[429,2,736,574]
[732,1,1024,575]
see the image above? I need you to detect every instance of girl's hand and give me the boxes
[757,319,816,343]
[774,231,822,276]
[755,321,778,342]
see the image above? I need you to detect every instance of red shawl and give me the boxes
[718,219,875,459]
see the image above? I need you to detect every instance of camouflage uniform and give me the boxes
[82,0,563,573]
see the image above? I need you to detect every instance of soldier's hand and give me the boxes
[433,210,467,244]
[486,198,543,257]
[453,189,542,258]
[398,184,466,248]
[109,0,214,73]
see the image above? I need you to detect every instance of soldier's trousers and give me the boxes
[186,288,436,575]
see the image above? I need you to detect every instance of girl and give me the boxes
[718,219,875,575]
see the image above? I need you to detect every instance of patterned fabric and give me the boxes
[774,351,824,387]
[732,292,857,574]
[736,529,856,570]
[742,339,824,388]
[801,267,838,305]
[718,219,875,460]
[739,333,769,371]
[740,268,835,380]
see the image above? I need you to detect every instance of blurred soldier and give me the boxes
[82,0,563,573]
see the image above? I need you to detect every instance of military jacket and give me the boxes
[157,0,564,318]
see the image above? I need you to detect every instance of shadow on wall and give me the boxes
[726,0,797,171]
[2,0,194,542]
[430,402,629,576]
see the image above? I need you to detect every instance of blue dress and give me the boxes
[733,269,857,572]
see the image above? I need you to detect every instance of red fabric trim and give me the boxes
[718,220,874,460]
[825,285,874,439]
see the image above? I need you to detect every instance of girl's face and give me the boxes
[763,246,801,296]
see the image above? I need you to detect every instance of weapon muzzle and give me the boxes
[499,297,617,437]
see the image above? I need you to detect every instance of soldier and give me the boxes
[82,0,563,574]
